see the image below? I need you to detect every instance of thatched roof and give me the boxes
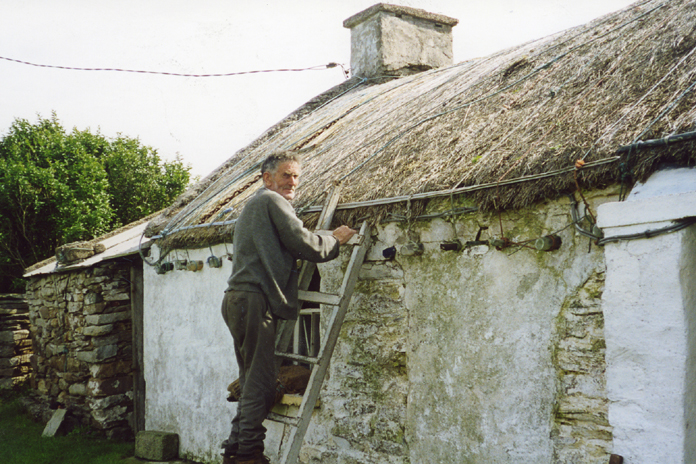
[146,0,696,252]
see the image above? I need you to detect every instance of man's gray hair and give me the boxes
[261,151,301,175]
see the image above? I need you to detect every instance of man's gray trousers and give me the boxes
[221,290,278,458]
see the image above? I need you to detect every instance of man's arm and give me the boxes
[267,193,342,262]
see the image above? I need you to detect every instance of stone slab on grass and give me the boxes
[42,408,67,437]
[135,431,180,461]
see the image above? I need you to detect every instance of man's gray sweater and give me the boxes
[226,188,340,320]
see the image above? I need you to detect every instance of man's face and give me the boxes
[263,161,301,201]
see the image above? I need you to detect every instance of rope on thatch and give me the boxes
[152,64,480,239]
[145,0,696,252]
[330,1,668,185]
[632,76,696,144]
[583,38,696,160]
[298,155,620,213]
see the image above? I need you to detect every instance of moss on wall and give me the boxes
[302,192,615,464]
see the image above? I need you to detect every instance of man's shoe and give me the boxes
[236,450,270,464]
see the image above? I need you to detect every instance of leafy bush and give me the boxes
[0,114,192,292]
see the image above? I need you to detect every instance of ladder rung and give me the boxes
[299,307,321,316]
[267,412,299,427]
[275,351,319,365]
[297,290,340,306]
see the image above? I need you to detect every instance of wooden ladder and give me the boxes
[269,186,371,464]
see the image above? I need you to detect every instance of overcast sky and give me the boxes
[1,0,637,178]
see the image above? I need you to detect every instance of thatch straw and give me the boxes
[146,0,696,253]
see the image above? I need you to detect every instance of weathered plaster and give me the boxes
[143,244,236,463]
[598,166,696,464]
[397,208,605,463]
[144,192,616,463]
[683,227,696,464]
[295,193,611,464]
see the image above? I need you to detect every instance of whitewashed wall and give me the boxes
[143,189,622,464]
[298,193,613,464]
[143,244,237,463]
[598,167,696,464]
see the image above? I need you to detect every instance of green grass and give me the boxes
[0,388,134,464]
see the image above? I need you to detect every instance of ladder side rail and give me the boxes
[275,183,342,362]
[279,222,371,464]
[296,183,342,289]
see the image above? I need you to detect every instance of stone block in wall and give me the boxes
[76,344,118,363]
[67,302,82,313]
[0,315,29,330]
[89,393,130,410]
[46,343,66,357]
[0,354,32,368]
[84,302,106,315]
[102,303,129,315]
[92,405,128,424]
[69,383,88,396]
[40,286,55,298]
[49,356,68,372]
[0,329,29,344]
[84,292,103,305]
[83,325,114,337]
[91,335,120,347]
[103,291,129,302]
[88,375,133,397]
[84,276,109,287]
[0,364,31,377]
[85,311,130,326]
[39,306,54,319]
[66,357,81,373]
[89,360,132,379]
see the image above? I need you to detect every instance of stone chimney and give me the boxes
[343,3,458,78]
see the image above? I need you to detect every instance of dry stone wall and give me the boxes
[551,270,611,463]
[0,294,32,389]
[26,260,134,439]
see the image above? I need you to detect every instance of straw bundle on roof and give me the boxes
[146,0,696,252]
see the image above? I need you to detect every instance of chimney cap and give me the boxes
[343,3,459,29]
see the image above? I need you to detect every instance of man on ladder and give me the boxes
[220,151,356,464]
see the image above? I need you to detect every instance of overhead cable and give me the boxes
[597,217,696,245]
[0,56,345,78]
[616,129,696,152]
